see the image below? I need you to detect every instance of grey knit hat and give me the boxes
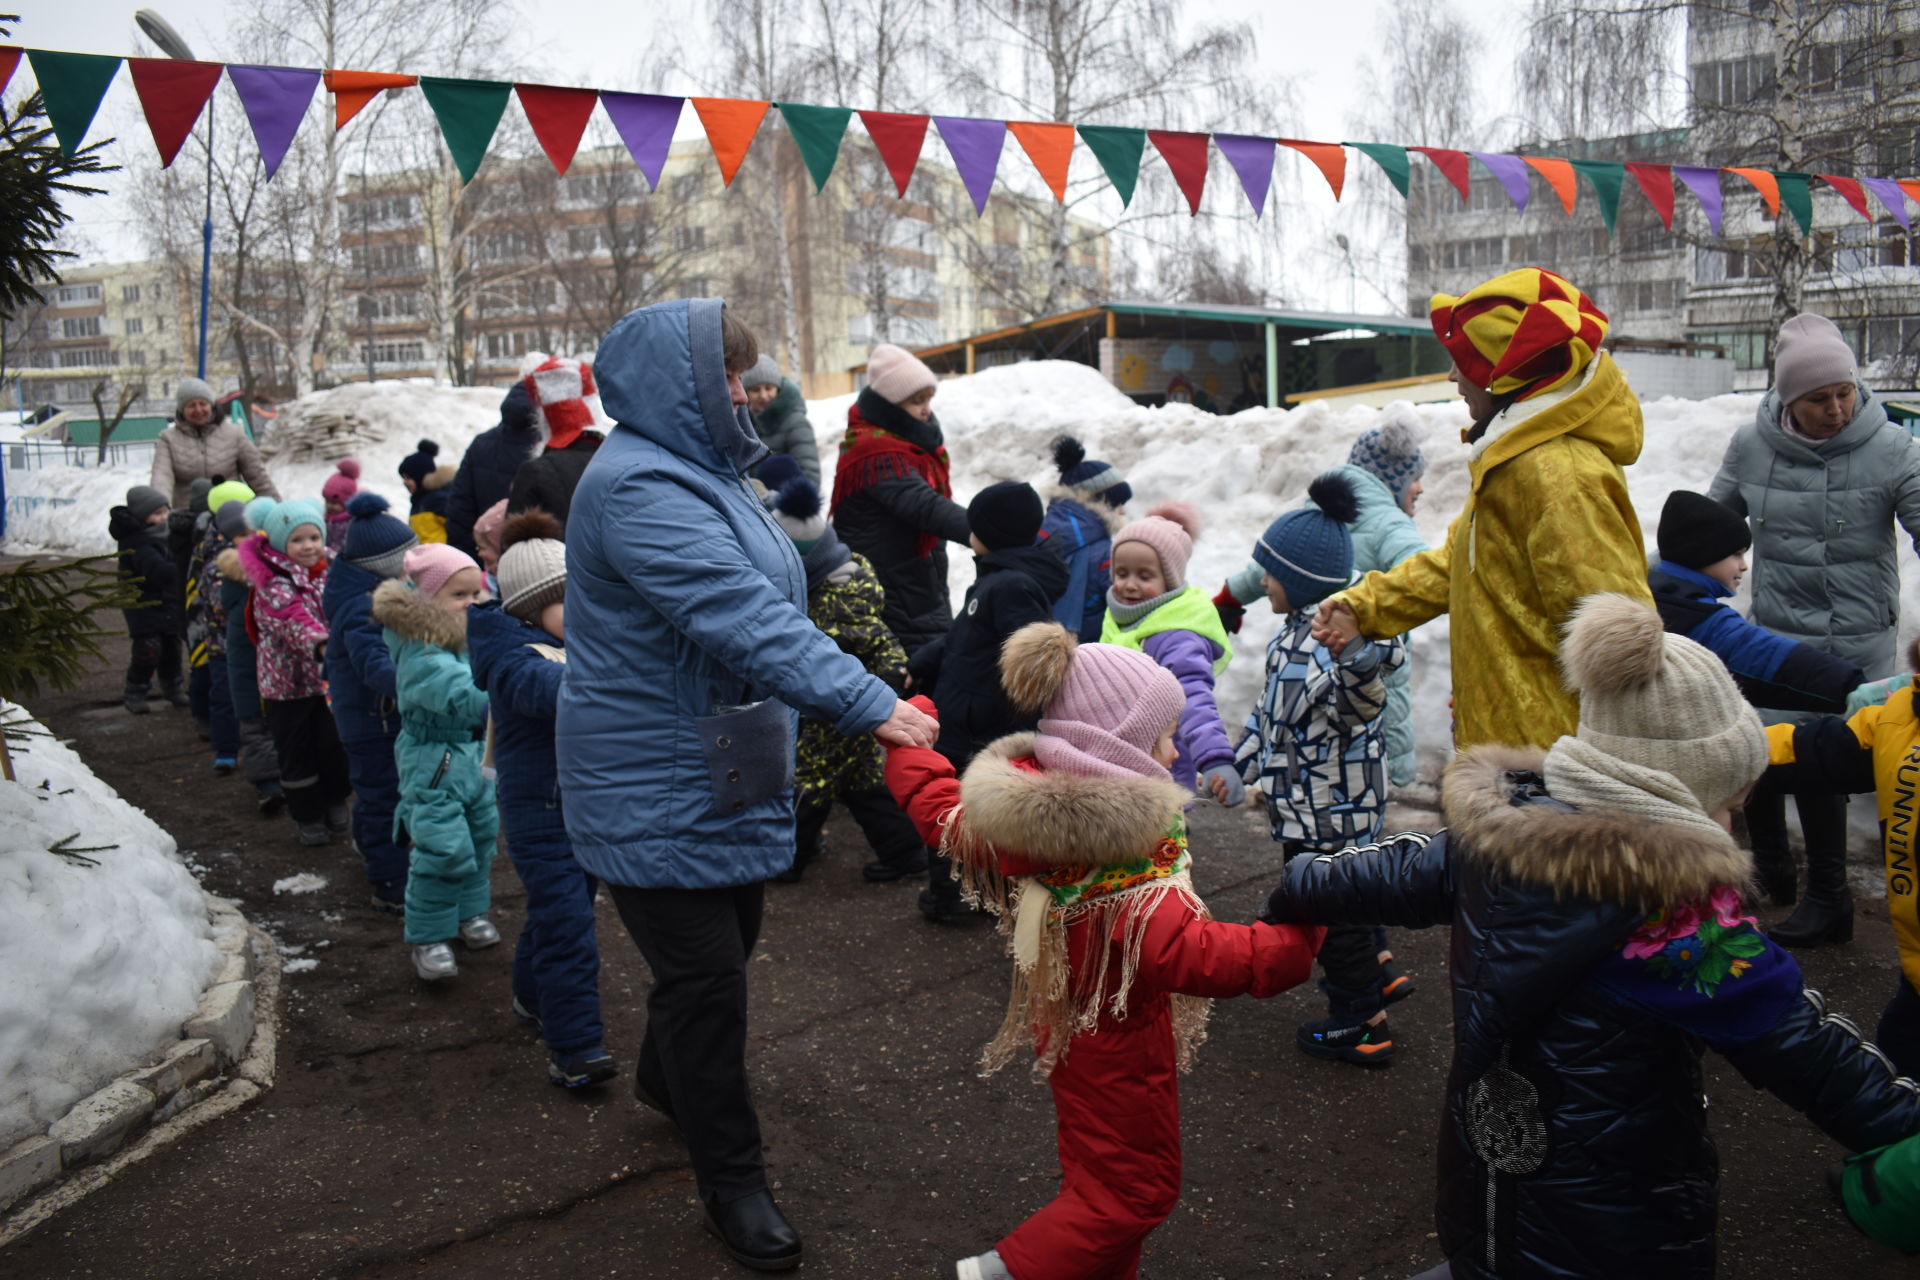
[741,354,781,391]
[1773,313,1857,406]
[175,377,215,416]
[125,484,169,523]
[498,537,567,623]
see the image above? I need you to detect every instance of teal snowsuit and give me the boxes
[372,578,498,945]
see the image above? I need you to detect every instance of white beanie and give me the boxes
[866,343,937,406]
[498,538,567,622]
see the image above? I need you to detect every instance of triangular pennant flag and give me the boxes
[1007,121,1074,203]
[1148,130,1209,215]
[691,97,770,186]
[1862,176,1912,231]
[1079,125,1147,207]
[516,84,598,176]
[1214,134,1276,215]
[0,47,24,98]
[1625,162,1676,229]
[1902,180,1920,212]
[1775,172,1813,234]
[227,65,319,178]
[1280,139,1346,202]
[934,116,1006,214]
[859,111,929,198]
[1411,146,1471,201]
[325,70,417,131]
[1726,167,1780,217]
[27,50,120,155]
[1816,173,1871,222]
[778,102,853,193]
[1523,157,1578,213]
[600,92,680,189]
[127,57,224,168]
[1569,159,1625,233]
[1470,152,1530,213]
[1675,165,1724,235]
[419,77,513,184]
[1345,141,1410,197]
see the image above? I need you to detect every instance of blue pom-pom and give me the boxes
[1307,471,1359,525]
[775,477,821,520]
[346,492,392,519]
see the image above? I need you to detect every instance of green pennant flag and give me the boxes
[419,76,513,184]
[28,50,122,155]
[1079,125,1146,207]
[1570,159,1626,233]
[778,102,853,193]
[1344,141,1410,197]
[1775,171,1814,234]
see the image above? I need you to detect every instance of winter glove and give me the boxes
[1212,584,1246,635]
[1201,762,1245,807]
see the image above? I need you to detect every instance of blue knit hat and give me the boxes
[398,438,441,485]
[258,497,326,553]
[243,495,276,532]
[1052,435,1131,509]
[1253,472,1358,610]
[1346,412,1427,507]
[341,492,419,578]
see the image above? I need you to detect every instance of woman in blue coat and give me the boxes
[557,299,934,1273]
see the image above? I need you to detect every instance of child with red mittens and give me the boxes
[884,621,1324,1280]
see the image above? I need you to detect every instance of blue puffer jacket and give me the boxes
[1648,560,1862,714]
[322,556,399,742]
[467,600,563,816]
[1037,489,1119,642]
[557,299,898,889]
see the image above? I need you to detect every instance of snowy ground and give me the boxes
[0,702,219,1149]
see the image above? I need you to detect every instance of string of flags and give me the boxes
[13,44,1920,237]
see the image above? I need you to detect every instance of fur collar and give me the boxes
[959,733,1191,868]
[234,532,302,590]
[1041,485,1126,535]
[371,578,468,651]
[422,464,458,493]
[215,546,246,582]
[1443,745,1752,908]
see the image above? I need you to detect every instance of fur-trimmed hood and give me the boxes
[371,577,468,652]
[421,463,458,493]
[1041,485,1127,534]
[958,733,1190,868]
[1443,744,1752,909]
[233,530,315,589]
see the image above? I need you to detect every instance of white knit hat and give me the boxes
[496,509,568,623]
[866,343,937,405]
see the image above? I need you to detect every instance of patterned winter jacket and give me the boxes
[1234,609,1405,847]
[797,546,906,806]
[187,521,235,666]
[236,533,331,700]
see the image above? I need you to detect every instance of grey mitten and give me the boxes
[1200,762,1246,807]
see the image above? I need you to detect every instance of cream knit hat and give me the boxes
[866,343,937,405]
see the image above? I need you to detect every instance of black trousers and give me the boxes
[1878,977,1920,1079]
[794,786,922,871]
[262,695,353,825]
[1745,786,1847,863]
[127,634,183,690]
[607,880,767,1206]
[1283,842,1389,1018]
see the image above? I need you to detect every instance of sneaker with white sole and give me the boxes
[956,1250,1013,1280]
[458,915,500,948]
[412,942,458,982]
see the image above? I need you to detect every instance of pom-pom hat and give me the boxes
[342,492,419,578]
[398,439,441,485]
[497,509,567,623]
[404,543,480,600]
[259,497,326,553]
[522,356,600,449]
[1001,622,1186,781]
[1051,435,1131,509]
[1346,411,1427,507]
[772,478,828,552]
[206,480,254,514]
[1254,472,1359,610]
[1431,267,1609,402]
[1111,502,1201,590]
[322,457,362,504]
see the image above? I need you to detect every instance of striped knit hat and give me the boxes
[1051,435,1131,509]
[1431,267,1608,402]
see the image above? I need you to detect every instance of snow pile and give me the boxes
[0,703,219,1148]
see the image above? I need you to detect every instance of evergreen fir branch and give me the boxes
[44,832,114,868]
[0,557,143,702]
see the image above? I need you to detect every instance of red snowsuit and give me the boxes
[887,721,1322,1279]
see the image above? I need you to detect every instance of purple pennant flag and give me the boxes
[1862,176,1913,231]
[1470,152,1531,214]
[934,116,1006,215]
[1675,165,1724,235]
[601,92,682,190]
[1214,133,1276,217]
[226,65,319,179]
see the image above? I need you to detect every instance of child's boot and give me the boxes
[325,801,351,839]
[549,1045,618,1089]
[458,915,500,948]
[412,942,458,981]
[296,820,332,846]
[123,683,151,714]
[160,676,191,709]
[256,783,286,818]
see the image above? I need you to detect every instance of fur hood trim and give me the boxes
[959,733,1191,868]
[421,463,458,493]
[371,578,468,652]
[234,532,290,590]
[215,546,246,582]
[1041,485,1127,534]
[1443,744,1752,908]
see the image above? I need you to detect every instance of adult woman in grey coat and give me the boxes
[741,355,820,484]
[150,377,280,508]
[1708,313,1920,946]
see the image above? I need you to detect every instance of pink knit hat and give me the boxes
[866,343,938,406]
[1001,624,1186,780]
[404,543,480,599]
[321,458,361,504]
[473,498,509,564]
[1111,502,1202,590]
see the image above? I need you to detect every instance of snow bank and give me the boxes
[0,704,219,1148]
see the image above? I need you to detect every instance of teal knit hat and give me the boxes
[258,497,326,552]
[243,496,277,532]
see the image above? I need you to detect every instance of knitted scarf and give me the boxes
[830,393,952,558]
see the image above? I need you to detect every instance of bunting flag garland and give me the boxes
[0,47,19,97]
[1347,141,1410,197]
[517,84,598,176]
[779,103,852,193]
[1007,120,1074,203]
[227,65,319,178]
[1674,165,1724,235]
[1726,167,1780,217]
[1411,146,1471,202]
[1901,179,1920,212]
[860,110,930,197]
[1524,156,1578,214]
[691,97,768,186]
[127,57,223,167]
[27,49,120,154]
[1214,134,1275,215]
[934,116,1006,215]
[1775,171,1813,235]
[419,77,512,184]
[1863,176,1912,230]
[1148,130,1209,215]
[1078,125,1146,207]
[600,92,680,189]
[1570,158,1625,233]
[1818,173,1871,223]
[1471,151,1530,214]
[1625,162,1676,229]
[1280,139,1346,201]
[326,70,418,131]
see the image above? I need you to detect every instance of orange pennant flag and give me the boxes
[1726,166,1781,217]
[691,97,770,186]
[1008,121,1074,202]
[325,70,418,131]
[1523,156,1578,214]
[1278,139,1346,201]
[1899,179,1920,209]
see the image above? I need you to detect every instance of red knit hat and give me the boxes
[523,356,599,449]
[1430,267,1609,402]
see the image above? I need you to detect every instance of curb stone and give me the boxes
[0,892,280,1245]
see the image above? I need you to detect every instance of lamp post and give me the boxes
[133,9,212,382]
[1335,233,1357,314]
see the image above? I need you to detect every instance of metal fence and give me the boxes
[4,439,157,472]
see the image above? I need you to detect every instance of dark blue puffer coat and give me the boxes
[322,556,399,742]
[446,382,541,554]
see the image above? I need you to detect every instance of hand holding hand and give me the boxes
[1311,599,1361,656]
[1200,763,1246,807]
[875,698,937,748]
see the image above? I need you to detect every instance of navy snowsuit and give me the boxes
[322,556,410,893]
[1037,491,1117,643]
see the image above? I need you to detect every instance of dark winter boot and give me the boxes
[123,683,151,715]
[1751,844,1799,908]
[159,677,191,709]
[1768,842,1853,947]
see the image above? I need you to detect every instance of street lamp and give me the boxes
[133,8,213,382]
[1335,233,1357,314]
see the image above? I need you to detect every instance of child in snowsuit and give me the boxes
[110,484,190,715]
[1037,435,1130,642]
[398,439,455,544]
[468,510,613,1086]
[237,498,353,844]
[1233,472,1409,1067]
[886,623,1324,1280]
[1100,502,1240,804]
[186,482,254,770]
[214,503,283,814]
[322,492,421,914]
[320,457,361,555]
[1263,594,1920,1280]
[373,544,500,982]
[762,477,926,885]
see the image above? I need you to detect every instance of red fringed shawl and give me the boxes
[829,407,953,559]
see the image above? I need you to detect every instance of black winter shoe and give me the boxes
[1751,845,1799,908]
[1770,842,1853,947]
[257,787,286,818]
[549,1046,618,1089]
[863,848,930,882]
[918,888,982,924]
[123,685,151,715]
[1297,1014,1394,1067]
[704,1189,802,1272]
[160,679,191,709]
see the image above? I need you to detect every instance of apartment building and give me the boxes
[3,261,201,416]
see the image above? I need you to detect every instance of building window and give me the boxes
[55,283,102,305]
[61,315,102,338]
[361,340,425,367]
[122,283,142,303]
[673,225,706,252]
[671,173,703,202]
[56,346,112,367]
[124,316,144,335]
[1690,330,1768,370]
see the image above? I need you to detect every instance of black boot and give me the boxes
[1751,844,1799,908]
[159,677,191,709]
[123,683,151,714]
[704,1189,801,1271]
[1769,838,1853,947]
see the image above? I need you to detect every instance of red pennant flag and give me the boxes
[0,47,20,97]
[1008,121,1074,202]
[326,70,419,130]
[1726,167,1781,217]
[1279,139,1346,200]
[1523,157,1578,213]
[1817,174,1871,221]
[1625,162,1676,229]
[517,84,598,175]
[690,97,769,186]
[1411,146,1471,201]
[859,110,929,197]
[127,57,224,167]
[1148,130,1209,215]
